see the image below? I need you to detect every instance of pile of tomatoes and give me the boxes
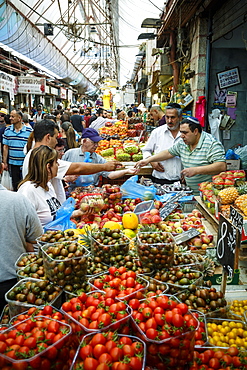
[0,310,71,369]
[72,331,145,370]
[61,291,131,336]
[89,267,148,301]
[190,347,247,370]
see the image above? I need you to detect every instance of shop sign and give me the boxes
[60,87,67,99]
[174,228,200,245]
[18,76,46,95]
[160,192,185,219]
[67,89,72,102]
[45,85,50,94]
[50,87,58,96]
[0,70,17,99]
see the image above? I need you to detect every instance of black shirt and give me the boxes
[70,115,84,132]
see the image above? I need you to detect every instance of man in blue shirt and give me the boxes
[2,110,32,190]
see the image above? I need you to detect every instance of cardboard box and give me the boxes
[226,159,241,170]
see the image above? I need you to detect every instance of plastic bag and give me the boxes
[44,197,76,232]
[75,152,94,187]
[235,145,247,169]
[120,175,157,200]
[225,149,240,160]
[1,170,13,190]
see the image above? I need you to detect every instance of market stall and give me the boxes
[2,169,247,370]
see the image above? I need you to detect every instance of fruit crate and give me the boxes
[91,231,129,265]
[15,252,40,270]
[174,286,228,318]
[41,241,89,287]
[0,305,10,327]
[206,317,247,348]
[152,267,203,293]
[0,315,72,368]
[61,291,133,339]
[173,251,203,269]
[88,272,149,301]
[5,278,63,318]
[131,294,198,369]
[70,332,146,370]
[137,231,175,270]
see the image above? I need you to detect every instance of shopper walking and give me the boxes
[2,110,32,190]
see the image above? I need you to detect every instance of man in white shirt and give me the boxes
[142,103,183,185]
[90,108,109,132]
[22,120,122,204]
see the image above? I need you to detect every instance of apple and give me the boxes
[165,226,173,232]
[175,227,183,234]
[151,215,162,223]
[197,227,205,233]
[201,235,211,244]
[168,221,175,227]
[182,224,189,231]
[141,217,151,224]
[123,206,130,212]
[192,209,203,218]
[150,209,160,216]
[201,244,208,250]
[174,221,181,228]
[207,235,214,242]
[192,237,202,247]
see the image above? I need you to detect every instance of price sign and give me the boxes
[230,206,243,234]
[216,214,240,278]
[160,191,185,219]
[160,202,179,219]
[174,228,200,245]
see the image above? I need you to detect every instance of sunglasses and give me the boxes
[0,114,5,117]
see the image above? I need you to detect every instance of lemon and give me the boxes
[122,229,137,238]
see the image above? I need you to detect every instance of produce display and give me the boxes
[88,266,149,301]
[0,315,72,369]
[137,231,175,269]
[5,278,62,317]
[71,332,146,370]
[41,241,89,287]
[91,228,129,264]
[4,169,247,369]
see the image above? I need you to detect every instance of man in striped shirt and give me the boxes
[135,117,226,195]
[2,110,32,191]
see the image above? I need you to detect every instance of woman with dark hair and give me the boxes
[18,145,61,227]
[61,121,79,151]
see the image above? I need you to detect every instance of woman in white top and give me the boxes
[18,145,61,227]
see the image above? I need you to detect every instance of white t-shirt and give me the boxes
[22,150,71,204]
[18,181,61,227]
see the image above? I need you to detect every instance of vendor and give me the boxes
[136,117,226,195]
[62,128,138,188]
[142,103,182,185]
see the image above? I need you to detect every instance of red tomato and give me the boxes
[142,307,152,318]
[176,303,188,315]
[79,344,93,360]
[47,320,60,334]
[154,313,165,326]
[93,344,107,359]
[98,352,112,364]
[23,337,36,349]
[131,341,144,355]
[145,328,158,340]
[165,310,173,324]
[110,347,123,361]
[122,344,135,357]
[96,364,110,370]
[105,340,117,352]
[208,358,220,369]
[91,333,106,347]
[117,364,130,370]
[98,313,112,327]
[172,313,184,328]
[109,266,118,275]
[118,267,126,274]
[84,357,99,370]
[145,318,157,330]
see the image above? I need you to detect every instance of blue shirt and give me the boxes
[2,124,32,166]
